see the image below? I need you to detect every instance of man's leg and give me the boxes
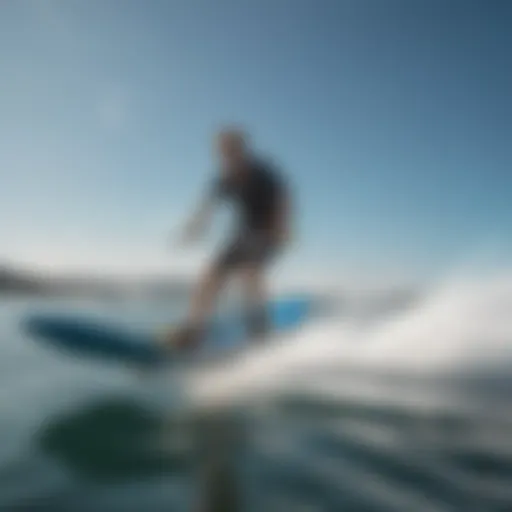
[166,237,241,349]
[186,264,226,330]
[239,232,282,340]
[240,264,269,339]
[165,265,228,349]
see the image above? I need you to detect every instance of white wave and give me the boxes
[183,271,512,410]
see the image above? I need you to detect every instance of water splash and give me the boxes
[184,271,512,411]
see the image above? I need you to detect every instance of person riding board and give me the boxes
[166,127,291,350]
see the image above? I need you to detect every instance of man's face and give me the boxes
[217,132,246,173]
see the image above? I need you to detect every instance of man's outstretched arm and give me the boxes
[177,194,217,245]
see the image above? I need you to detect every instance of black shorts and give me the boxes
[213,231,280,274]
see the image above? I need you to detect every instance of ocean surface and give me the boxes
[1,279,512,512]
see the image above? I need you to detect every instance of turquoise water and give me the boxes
[1,297,512,511]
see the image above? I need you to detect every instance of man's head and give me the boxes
[216,127,249,173]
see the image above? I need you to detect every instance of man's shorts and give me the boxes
[213,231,280,274]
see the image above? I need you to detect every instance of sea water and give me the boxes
[1,277,511,512]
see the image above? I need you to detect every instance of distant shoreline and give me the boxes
[0,265,191,299]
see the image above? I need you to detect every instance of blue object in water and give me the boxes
[23,296,312,367]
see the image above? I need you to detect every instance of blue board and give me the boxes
[23,296,312,367]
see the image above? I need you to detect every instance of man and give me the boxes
[166,128,291,350]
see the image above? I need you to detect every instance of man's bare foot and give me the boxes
[161,324,201,352]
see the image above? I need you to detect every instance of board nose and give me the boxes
[24,314,70,341]
[24,314,51,337]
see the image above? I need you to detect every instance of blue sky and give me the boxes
[0,0,509,282]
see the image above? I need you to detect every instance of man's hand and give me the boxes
[173,198,215,249]
[174,218,204,247]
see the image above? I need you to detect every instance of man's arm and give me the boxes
[178,195,216,245]
[177,177,227,245]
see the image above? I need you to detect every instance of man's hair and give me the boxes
[217,126,249,148]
